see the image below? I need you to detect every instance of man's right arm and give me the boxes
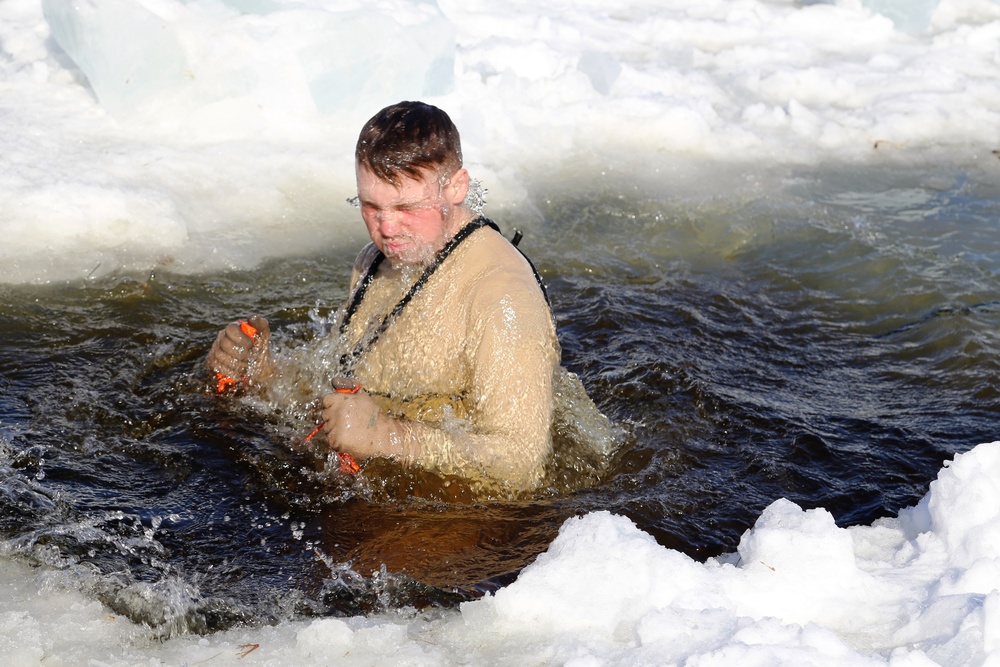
[206,242,378,396]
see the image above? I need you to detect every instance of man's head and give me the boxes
[355,101,471,266]
[355,101,463,186]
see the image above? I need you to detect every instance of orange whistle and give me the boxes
[239,321,258,339]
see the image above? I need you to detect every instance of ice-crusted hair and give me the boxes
[355,101,463,185]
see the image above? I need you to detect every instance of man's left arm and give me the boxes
[401,279,559,490]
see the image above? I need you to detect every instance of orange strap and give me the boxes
[337,452,361,475]
[215,372,238,393]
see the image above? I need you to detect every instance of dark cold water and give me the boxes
[1,161,999,635]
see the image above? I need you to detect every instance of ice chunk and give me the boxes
[577,51,621,96]
[41,0,191,119]
[299,8,455,115]
[861,0,941,34]
[41,0,455,124]
[927,441,1000,570]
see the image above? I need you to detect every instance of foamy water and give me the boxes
[3,0,1000,664]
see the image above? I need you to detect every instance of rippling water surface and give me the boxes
[1,161,998,634]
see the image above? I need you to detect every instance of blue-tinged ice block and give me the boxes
[42,0,190,119]
[577,51,621,96]
[41,0,455,122]
[861,0,941,34]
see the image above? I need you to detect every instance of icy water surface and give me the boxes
[1,161,999,634]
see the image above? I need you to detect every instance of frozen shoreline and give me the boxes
[4,441,1000,665]
[3,0,1000,283]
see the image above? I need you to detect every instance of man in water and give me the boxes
[207,101,560,493]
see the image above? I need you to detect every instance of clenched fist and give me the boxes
[206,315,272,390]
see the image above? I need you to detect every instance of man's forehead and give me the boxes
[357,165,444,199]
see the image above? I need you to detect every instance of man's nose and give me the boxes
[377,210,401,236]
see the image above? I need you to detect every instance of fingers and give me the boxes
[207,328,239,376]
[206,318,268,380]
[319,394,344,445]
[317,390,387,465]
[225,320,256,350]
[246,315,270,339]
[319,390,366,443]
[321,389,350,412]
[210,325,249,371]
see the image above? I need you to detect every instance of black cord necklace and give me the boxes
[338,216,494,371]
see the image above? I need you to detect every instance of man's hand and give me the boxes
[206,315,271,389]
[320,378,412,463]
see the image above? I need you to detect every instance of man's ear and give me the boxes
[446,168,470,205]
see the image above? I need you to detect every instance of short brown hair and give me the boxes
[355,101,463,185]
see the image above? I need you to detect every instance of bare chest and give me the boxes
[343,266,471,402]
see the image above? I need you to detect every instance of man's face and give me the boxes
[356,165,467,267]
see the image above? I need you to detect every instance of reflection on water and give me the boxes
[1,163,999,634]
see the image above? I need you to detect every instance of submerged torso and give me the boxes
[337,224,564,491]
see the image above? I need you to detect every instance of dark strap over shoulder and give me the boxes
[473,219,549,304]
[338,216,548,371]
